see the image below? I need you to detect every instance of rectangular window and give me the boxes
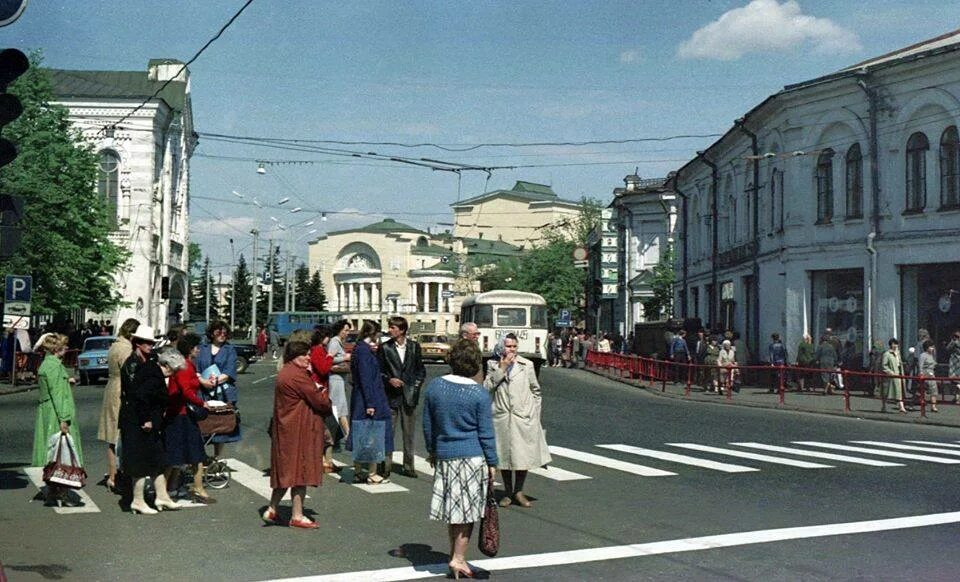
[475,305,493,327]
[810,269,864,358]
[531,306,549,329]
[496,307,527,327]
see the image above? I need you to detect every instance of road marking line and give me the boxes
[903,440,960,449]
[665,443,833,469]
[331,458,409,494]
[597,444,758,473]
[268,510,960,581]
[391,451,435,476]
[529,465,592,481]
[547,446,676,477]
[23,467,100,514]
[226,458,311,500]
[251,374,277,385]
[793,442,960,464]
[730,443,903,467]
[851,441,960,457]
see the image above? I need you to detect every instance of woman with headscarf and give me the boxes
[32,333,84,507]
[97,318,138,492]
[483,333,550,508]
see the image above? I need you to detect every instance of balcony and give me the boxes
[717,241,758,268]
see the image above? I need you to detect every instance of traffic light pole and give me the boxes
[250,228,259,341]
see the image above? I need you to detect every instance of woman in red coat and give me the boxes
[308,327,337,473]
[263,340,332,529]
[256,326,267,357]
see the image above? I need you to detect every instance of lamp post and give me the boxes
[250,228,259,341]
[229,238,236,331]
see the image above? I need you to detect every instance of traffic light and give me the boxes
[0,48,28,169]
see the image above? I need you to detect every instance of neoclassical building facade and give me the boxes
[49,59,194,333]
[671,30,960,367]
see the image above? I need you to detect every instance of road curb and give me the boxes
[0,384,36,396]
[585,367,960,429]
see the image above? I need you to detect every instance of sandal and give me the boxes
[366,474,391,485]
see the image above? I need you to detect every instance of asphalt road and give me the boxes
[1,357,959,581]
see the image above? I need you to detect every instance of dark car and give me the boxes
[231,342,258,373]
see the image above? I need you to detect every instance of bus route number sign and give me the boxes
[495,329,528,340]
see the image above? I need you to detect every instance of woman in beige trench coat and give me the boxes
[97,318,139,491]
[484,333,550,508]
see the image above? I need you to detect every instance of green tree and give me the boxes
[187,242,204,313]
[294,263,327,312]
[225,253,252,332]
[191,257,219,321]
[642,244,675,320]
[0,53,128,315]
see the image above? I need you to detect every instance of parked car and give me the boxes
[231,342,258,374]
[77,336,115,385]
[418,333,452,362]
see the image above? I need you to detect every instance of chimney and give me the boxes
[148,59,189,83]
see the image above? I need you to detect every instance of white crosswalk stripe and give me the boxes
[730,443,904,467]
[391,451,435,476]
[529,465,592,481]
[792,442,960,464]
[226,458,313,499]
[851,441,960,457]
[903,440,960,449]
[665,443,834,469]
[548,445,677,477]
[597,444,758,473]
[23,467,101,514]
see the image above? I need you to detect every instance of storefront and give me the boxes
[810,268,864,355]
[902,263,960,361]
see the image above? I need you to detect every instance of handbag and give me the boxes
[42,434,87,490]
[478,480,500,557]
[198,403,237,435]
[350,419,386,463]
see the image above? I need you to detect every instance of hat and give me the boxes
[131,325,157,343]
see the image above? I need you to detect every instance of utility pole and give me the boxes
[250,229,259,341]
[204,256,210,323]
[267,238,274,315]
[229,238,236,331]
[284,248,291,312]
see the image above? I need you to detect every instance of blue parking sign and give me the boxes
[5,275,31,302]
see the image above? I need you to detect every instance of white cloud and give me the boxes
[619,49,642,64]
[677,0,861,61]
[191,216,256,237]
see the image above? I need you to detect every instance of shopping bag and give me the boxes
[478,481,500,557]
[42,434,87,489]
[350,419,386,463]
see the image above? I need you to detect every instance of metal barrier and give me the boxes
[585,350,960,417]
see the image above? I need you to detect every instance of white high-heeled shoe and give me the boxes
[130,501,158,515]
[154,499,181,511]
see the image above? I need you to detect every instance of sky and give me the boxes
[1,0,955,277]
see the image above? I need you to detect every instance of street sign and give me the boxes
[2,313,27,329]
[572,246,588,261]
[557,308,572,327]
[441,290,455,299]
[4,274,30,302]
[4,299,29,315]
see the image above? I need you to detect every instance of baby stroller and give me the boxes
[194,403,238,489]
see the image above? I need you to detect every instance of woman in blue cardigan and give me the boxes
[423,339,498,579]
[349,319,393,484]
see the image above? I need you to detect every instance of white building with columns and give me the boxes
[308,218,461,333]
[670,29,960,371]
[49,59,195,333]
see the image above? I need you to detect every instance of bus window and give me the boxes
[496,307,526,327]
[475,305,493,327]
[531,306,549,329]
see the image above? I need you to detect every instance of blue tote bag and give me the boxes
[351,419,386,463]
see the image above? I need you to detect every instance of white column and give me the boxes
[359,283,368,312]
[351,284,359,311]
[441,283,449,313]
[411,283,418,312]
[339,283,346,310]
[424,281,431,314]
[373,283,381,312]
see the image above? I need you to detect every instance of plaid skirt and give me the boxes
[429,456,489,524]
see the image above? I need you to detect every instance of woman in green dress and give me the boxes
[31,333,84,505]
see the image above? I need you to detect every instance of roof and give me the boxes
[325,217,426,237]
[46,68,188,111]
[452,180,580,208]
[672,28,960,182]
[459,236,526,256]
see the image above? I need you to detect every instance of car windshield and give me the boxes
[83,338,114,351]
[420,335,448,343]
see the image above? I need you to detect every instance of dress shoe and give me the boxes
[190,492,217,504]
[262,507,279,525]
[398,468,418,478]
[154,499,181,511]
[513,492,532,507]
[130,501,158,515]
[498,496,512,507]
[288,516,319,529]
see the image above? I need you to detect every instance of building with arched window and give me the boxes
[670,29,960,379]
[48,59,195,333]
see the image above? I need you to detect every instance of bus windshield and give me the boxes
[496,307,526,327]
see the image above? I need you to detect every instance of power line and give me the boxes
[100,0,256,135]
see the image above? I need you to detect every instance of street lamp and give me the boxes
[229,238,236,331]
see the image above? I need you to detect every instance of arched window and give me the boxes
[940,126,959,209]
[845,143,863,218]
[905,132,928,212]
[815,148,834,223]
[97,150,120,229]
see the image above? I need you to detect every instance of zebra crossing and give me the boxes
[25,439,960,513]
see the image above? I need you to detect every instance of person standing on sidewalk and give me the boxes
[97,318,138,493]
[703,336,720,392]
[815,335,839,395]
[668,330,691,383]
[718,339,737,393]
[882,338,907,413]
[378,316,426,479]
[918,340,939,413]
[767,333,788,393]
[947,331,960,396]
[795,334,816,392]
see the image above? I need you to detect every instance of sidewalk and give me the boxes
[0,380,37,396]
[586,364,960,428]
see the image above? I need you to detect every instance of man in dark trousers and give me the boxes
[378,316,426,479]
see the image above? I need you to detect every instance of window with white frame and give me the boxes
[845,143,863,219]
[815,148,834,223]
[940,126,959,209]
[905,131,928,212]
[97,149,120,229]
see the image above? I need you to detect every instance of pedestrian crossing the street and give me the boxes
[21,438,960,514]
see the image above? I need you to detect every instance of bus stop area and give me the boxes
[584,351,960,428]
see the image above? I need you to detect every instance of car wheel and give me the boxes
[79,372,89,386]
[236,356,248,374]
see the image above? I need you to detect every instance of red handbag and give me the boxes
[478,480,500,557]
[42,435,87,490]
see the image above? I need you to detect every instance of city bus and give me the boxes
[266,311,346,342]
[459,290,549,376]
